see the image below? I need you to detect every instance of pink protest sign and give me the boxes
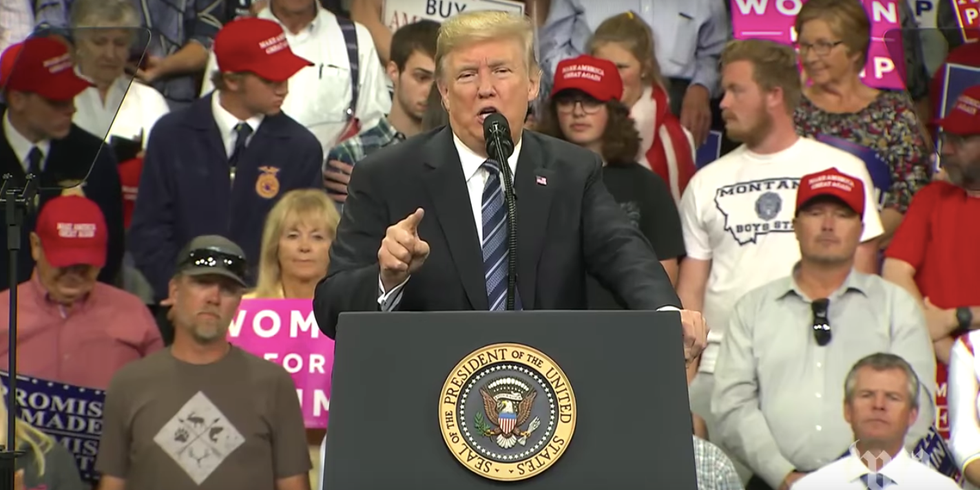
[226,298,333,429]
[730,0,906,90]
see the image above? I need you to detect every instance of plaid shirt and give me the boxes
[693,436,744,490]
[326,117,405,169]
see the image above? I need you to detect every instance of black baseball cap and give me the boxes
[174,235,248,287]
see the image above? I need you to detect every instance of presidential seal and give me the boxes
[440,343,576,482]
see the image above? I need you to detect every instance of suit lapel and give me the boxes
[422,128,488,310]
[514,133,554,309]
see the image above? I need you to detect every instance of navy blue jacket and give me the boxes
[128,93,323,301]
[0,109,124,290]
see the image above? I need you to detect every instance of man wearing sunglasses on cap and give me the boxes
[711,168,936,490]
[96,235,312,490]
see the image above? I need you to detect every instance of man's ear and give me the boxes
[28,232,41,262]
[386,60,400,85]
[527,67,541,102]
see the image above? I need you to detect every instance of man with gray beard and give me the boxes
[712,168,936,490]
[95,235,312,490]
[884,84,980,450]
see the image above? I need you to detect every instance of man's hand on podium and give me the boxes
[679,309,708,365]
[379,208,430,291]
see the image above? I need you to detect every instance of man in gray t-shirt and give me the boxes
[95,235,311,490]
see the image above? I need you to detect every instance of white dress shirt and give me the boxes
[200,6,391,155]
[376,132,680,313]
[211,92,263,158]
[794,445,961,490]
[73,76,170,150]
[3,111,50,172]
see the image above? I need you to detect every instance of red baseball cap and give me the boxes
[214,18,313,83]
[796,167,866,217]
[551,55,623,102]
[36,196,108,268]
[1,37,92,101]
[935,85,980,135]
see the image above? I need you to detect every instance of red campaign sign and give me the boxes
[954,0,980,43]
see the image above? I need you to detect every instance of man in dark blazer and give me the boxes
[314,10,708,362]
[129,17,323,303]
[0,37,124,290]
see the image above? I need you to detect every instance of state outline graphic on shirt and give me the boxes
[713,177,801,246]
[152,391,246,485]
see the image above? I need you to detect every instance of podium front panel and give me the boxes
[322,311,698,489]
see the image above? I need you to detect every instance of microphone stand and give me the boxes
[0,173,35,490]
[487,130,518,311]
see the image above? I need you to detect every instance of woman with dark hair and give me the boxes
[537,55,685,306]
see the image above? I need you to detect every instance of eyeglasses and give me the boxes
[941,133,980,147]
[811,298,831,346]
[796,40,843,56]
[555,98,604,115]
[178,248,247,279]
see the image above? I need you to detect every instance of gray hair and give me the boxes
[843,353,921,410]
[69,0,140,29]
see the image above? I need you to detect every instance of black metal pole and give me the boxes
[0,173,35,490]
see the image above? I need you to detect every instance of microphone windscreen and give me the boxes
[483,113,514,160]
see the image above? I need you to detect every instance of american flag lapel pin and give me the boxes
[536,175,547,186]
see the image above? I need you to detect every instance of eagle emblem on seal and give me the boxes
[475,377,541,449]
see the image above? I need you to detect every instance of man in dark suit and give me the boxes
[129,17,323,304]
[314,10,707,362]
[0,37,125,290]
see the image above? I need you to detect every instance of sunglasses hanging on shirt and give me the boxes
[811,298,831,346]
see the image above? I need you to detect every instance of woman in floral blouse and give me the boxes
[793,0,931,245]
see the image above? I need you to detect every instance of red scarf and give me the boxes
[639,86,696,203]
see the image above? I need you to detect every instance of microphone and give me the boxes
[482,113,518,311]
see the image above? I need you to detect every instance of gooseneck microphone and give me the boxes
[483,113,518,311]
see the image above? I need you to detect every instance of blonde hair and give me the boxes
[720,39,802,114]
[795,0,871,68]
[0,397,54,477]
[434,11,539,80]
[252,190,340,298]
[588,11,666,90]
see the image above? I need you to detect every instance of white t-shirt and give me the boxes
[679,137,885,373]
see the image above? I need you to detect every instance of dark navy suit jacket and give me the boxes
[128,93,323,301]
[0,108,124,290]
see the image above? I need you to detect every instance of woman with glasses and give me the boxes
[793,0,931,246]
[588,12,697,205]
[537,55,684,295]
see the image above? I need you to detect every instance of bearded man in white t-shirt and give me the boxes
[677,39,885,479]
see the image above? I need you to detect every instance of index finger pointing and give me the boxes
[401,208,424,232]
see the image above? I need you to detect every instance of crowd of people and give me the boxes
[0,0,977,489]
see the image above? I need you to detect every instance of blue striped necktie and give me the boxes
[860,473,894,489]
[481,159,522,311]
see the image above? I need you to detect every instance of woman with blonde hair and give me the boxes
[0,397,83,490]
[247,189,341,300]
[589,12,697,204]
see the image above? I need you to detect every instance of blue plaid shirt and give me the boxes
[326,117,405,169]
